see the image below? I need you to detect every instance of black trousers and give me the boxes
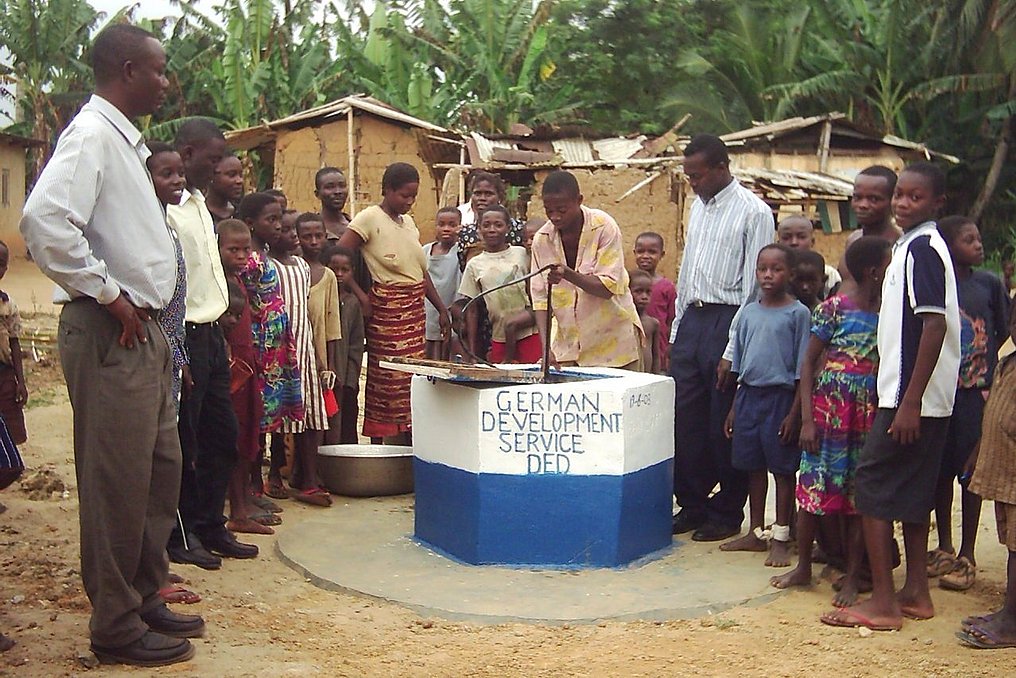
[172,322,238,544]
[670,304,748,528]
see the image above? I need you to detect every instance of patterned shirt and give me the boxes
[0,292,22,366]
[670,179,774,343]
[529,207,642,367]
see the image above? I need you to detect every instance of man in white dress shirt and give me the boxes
[21,24,202,667]
[669,135,774,541]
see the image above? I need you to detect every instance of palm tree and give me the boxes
[0,0,103,175]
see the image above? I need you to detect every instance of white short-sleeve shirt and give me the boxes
[876,221,960,417]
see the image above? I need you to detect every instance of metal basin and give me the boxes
[317,445,414,497]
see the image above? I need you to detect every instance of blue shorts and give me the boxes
[732,385,800,476]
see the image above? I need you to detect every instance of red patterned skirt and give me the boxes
[362,281,426,438]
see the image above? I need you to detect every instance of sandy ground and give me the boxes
[1,257,1015,676]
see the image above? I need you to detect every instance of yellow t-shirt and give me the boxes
[307,267,342,372]
[348,205,428,285]
[458,246,534,343]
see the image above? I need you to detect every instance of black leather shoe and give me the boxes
[202,530,258,559]
[141,603,205,638]
[672,512,706,535]
[91,631,194,667]
[167,536,222,570]
[692,523,741,542]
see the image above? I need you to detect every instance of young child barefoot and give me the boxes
[771,237,890,602]
[633,232,675,371]
[628,270,660,372]
[424,208,462,360]
[458,206,541,363]
[720,244,810,568]
[821,162,960,632]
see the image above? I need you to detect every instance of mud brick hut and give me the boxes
[0,131,45,254]
[442,113,957,276]
[225,94,462,223]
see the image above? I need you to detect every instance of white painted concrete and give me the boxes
[411,368,674,476]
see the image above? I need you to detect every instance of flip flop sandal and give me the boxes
[926,548,956,577]
[250,511,282,526]
[252,495,283,513]
[939,556,976,591]
[820,608,901,631]
[294,487,332,507]
[956,626,1016,649]
[265,479,290,500]
[159,584,201,605]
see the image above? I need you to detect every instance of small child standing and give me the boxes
[458,206,541,363]
[423,207,462,360]
[236,193,303,498]
[501,218,543,362]
[721,244,810,568]
[771,236,891,605]
[296,213,343,447]
[793,250,827,311]
[269,211,330,507]
[959,304,1016,648]
[822,162,960,632]
[928,216,1011,590]
[778,215,841,298]
[634,232,676,370]
[323,246,366,444]
[628,269,660,373]
[0,242,27,446]
[145,141,189,412]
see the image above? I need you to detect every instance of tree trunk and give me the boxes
[971,77,1015,221]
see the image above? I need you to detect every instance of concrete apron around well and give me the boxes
[276,367,784,623]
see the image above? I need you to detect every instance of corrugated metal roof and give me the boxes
[720,113,959,164]
[467,132,648,165]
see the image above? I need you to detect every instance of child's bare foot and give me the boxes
[819,603,902,631]
[227,518,275,535]
[832,576,861,608]
[719,532,768,552]
[766,540,792,567]
[896,589,935,620]
[770,564,811,589]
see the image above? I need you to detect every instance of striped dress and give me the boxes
[272,256,328,432]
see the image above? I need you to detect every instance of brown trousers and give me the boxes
[58,299,181,647]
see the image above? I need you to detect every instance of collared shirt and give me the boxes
[20,94,176,308]
[530,206,642,367]
[168,188,229,323]
[877,221,960,417]
[670,179,774,343]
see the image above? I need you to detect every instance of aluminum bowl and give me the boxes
[316,445,414,497]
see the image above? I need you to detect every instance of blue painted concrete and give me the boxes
[414,458,673,568]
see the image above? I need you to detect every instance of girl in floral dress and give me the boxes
[770,236,892,606]
[236,193,303,497]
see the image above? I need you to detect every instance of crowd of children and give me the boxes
[9,120,1016,654]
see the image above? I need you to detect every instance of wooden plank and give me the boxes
[380,357,546,384]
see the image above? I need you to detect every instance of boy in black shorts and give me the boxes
[821,163,960,632]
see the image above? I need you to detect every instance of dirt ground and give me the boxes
[1,259,1014,676]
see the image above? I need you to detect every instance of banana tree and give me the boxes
[0,0,103,176]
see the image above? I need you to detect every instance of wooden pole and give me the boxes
[347,106,357,216]
[542,278,554,383]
